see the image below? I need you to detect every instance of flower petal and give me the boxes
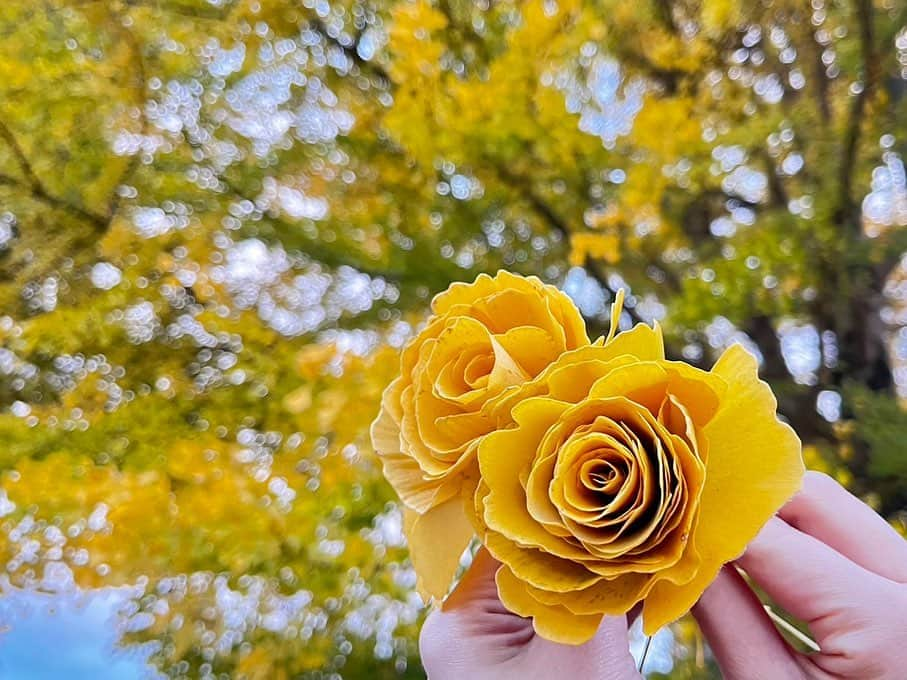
[495,325,561,378]
[404,498,475,601]
[480,398,590,559]
[495,565,604,645]
[641,556,715,634]
[381,451,457,513]
[431,272,498,314]
[370,388,402,456]
[545,354,637,403]
[588,362,669,412]
[488,335,531,390]
[601,321,665,362]
[525,570,652,616]
[484,529,603,591]
[641,344,803,633]
[698,344,804,563]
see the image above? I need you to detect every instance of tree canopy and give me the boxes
[0,0,905,677]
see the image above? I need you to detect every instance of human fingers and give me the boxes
[420,548,535,678]
[421,550,640,680]
[742,516,907,679]
[442,547,508,614]
[738,517,890,637]
[522,615,640,680]
[779,471,907,583]
[692,566,802,680]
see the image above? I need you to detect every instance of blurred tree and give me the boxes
[0,0,905,677]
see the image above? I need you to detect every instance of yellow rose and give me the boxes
[371,271,589,599]
[476,312,804,643]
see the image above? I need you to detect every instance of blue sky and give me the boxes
[0,585,161,679]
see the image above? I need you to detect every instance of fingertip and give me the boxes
[777,471,907,583]
[779,471,839,524]
[737,516,872,626]
[592,614,631,644]
[586,615,636,670]
[419,608,450,672]
[692,564,734,611]
[741,516,787,561]
[443,548,505,612]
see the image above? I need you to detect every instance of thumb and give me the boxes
[442,548,508,615]
[524,615,640,680]
[420,549,535,678]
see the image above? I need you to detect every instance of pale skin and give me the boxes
[420,472,907,680]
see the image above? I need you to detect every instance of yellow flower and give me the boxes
[476,297,804,643]
[371,271,589,599]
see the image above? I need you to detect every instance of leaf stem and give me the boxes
[763,605,820,652]
[637,634,653,673]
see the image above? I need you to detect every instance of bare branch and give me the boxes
[490,161,658,330]
[0,119,45,192]
[493,164,571,239]
[809,30,833,124]
[652,0,679,34]
[837,0,879,227]
[308,16,392,85]
[105,12,150,223]
[0,171,107,228]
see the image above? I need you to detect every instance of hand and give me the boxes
[419,548,641,680]
[694,471,907,679]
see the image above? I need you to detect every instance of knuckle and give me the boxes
[824,584,907,677]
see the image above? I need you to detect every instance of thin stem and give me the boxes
[763,605,820,652]
[637,634,653,673]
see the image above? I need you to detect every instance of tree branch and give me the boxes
[106,13,150,223]
[0,171,107,229]
[809,29,833,124]
[757,149,789,209]
[493,164,571,240]
[744,314,788,381]
[308,16,391,85]
[0,119,44,191]
[836,0,878,228]
[491,161,656,330]
[652,0,679,34]
[177,123,414,284]
[614,49,684,95]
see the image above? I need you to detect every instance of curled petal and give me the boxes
[495,565,604,644]
[403,498,474,601]
[640,344,803,633]
[484,530,604,592]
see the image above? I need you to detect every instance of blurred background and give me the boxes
[0,0,905,677]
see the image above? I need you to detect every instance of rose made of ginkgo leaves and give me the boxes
[371,271,589,599]
[475,322,803,643]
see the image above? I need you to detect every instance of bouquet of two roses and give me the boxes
[371,271,804,642]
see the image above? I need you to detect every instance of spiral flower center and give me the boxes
[580,459,625,494]
[535,396,704,566]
